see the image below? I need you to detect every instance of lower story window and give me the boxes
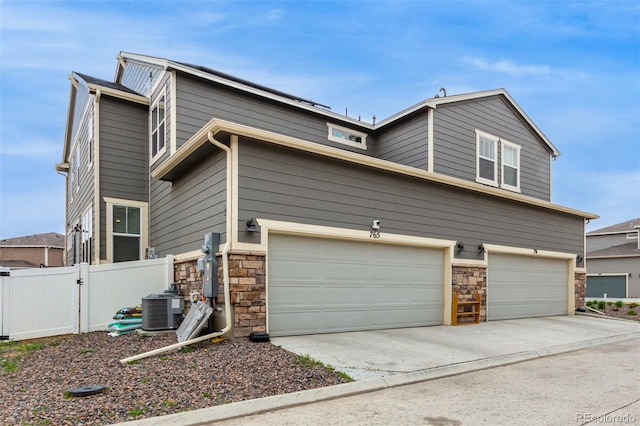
[113,205,141,262]
[105,197,148,263]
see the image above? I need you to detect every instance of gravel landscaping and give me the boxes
[0,331,351,425]
[583,301,640,322]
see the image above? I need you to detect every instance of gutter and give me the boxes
[119,132,234,363]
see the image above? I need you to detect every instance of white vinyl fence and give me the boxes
[1,256,173,341]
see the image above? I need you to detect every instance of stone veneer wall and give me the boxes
[451,265,487,323]
[223,251,266,338]
[173,251,266,339]
[574,271,586,310]
[173,259,203,306]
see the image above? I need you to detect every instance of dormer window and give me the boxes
[501,140,521,192]
[475,130,521,193]
[476,130,498,186]
[327,123,367,150]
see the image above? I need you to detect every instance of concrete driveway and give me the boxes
[271,315,640,380]
[123,315,640,426]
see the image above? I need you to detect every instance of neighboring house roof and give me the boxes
[116,52,560,157]
[587,218,640,236]
[0,259,41,269]
[0,232,65,248]
[587,242,639,258]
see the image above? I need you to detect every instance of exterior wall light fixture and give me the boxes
[246,218,259,232]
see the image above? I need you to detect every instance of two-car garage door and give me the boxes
[267,234,445,336]
[487,254,569,321]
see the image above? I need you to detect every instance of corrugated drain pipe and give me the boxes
[119,131,233,364]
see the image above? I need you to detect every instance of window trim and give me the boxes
[150,89,167,164]
[104,197,148,263]
[326,123,367,150]
[475,130,498,187]
[500,138,521,193]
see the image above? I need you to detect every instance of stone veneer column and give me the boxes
[174,251,266,339]
[451,265,487,323]
[219,251,266,338]
[574,271,586,310]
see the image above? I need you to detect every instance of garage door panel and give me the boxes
[270,259,322,279]
[586,276,626,298]
[268,234,444,336]
[488,254,568,321]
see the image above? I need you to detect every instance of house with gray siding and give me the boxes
[586,218,640,298]
[57,52,598,338]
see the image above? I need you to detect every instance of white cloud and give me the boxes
[463,56,588,81]
[465,57,552,77]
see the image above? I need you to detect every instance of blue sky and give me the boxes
[0,0,638,239]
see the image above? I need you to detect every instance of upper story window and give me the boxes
[475,130,521,192]
[87,114,94,169]
[501,140,520,192]
[327,123,367,150]
[476,130,498,186]
[151,93,166,162]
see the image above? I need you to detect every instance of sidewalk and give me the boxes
[118,315,640,425]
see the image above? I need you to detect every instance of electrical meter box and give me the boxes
[201,232,220,298]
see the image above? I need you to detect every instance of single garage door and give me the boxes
[586,275,626,298]
[488,254,569,321]
[268,233,444,336]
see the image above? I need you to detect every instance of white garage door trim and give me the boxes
[257,219,457,333]
[484,244,576,320]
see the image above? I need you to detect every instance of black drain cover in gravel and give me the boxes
[249,332,270,342]
[68,385,105,397]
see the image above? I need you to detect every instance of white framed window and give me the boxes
[87,113,94,169]
[105,197,148,263]
[627,232,639,239]
[80,207,93,263]
[76,146,80,191]
[475,130,498,186]
[150,91,166,162]
[500,139,521,192]
[327,123,367,150]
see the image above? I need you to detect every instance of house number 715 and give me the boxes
[370,230,381,239]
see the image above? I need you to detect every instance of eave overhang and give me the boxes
[152,118,598,220]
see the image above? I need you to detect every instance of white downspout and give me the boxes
[119,131,233,364]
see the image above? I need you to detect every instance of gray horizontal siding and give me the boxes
[98,97,148,261]
[587,257,640,297]
[99,97,148,201]
[433,96,551,201]
[150,150,227,256]
[376,115,428,169]
[174,74,375,156]
[66,99,95,265]
[587,234,632,252]
[237,139,584,257]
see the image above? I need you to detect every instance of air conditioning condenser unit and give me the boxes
[142,294,184,331]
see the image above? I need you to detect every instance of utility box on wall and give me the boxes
[200,232,220,298]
